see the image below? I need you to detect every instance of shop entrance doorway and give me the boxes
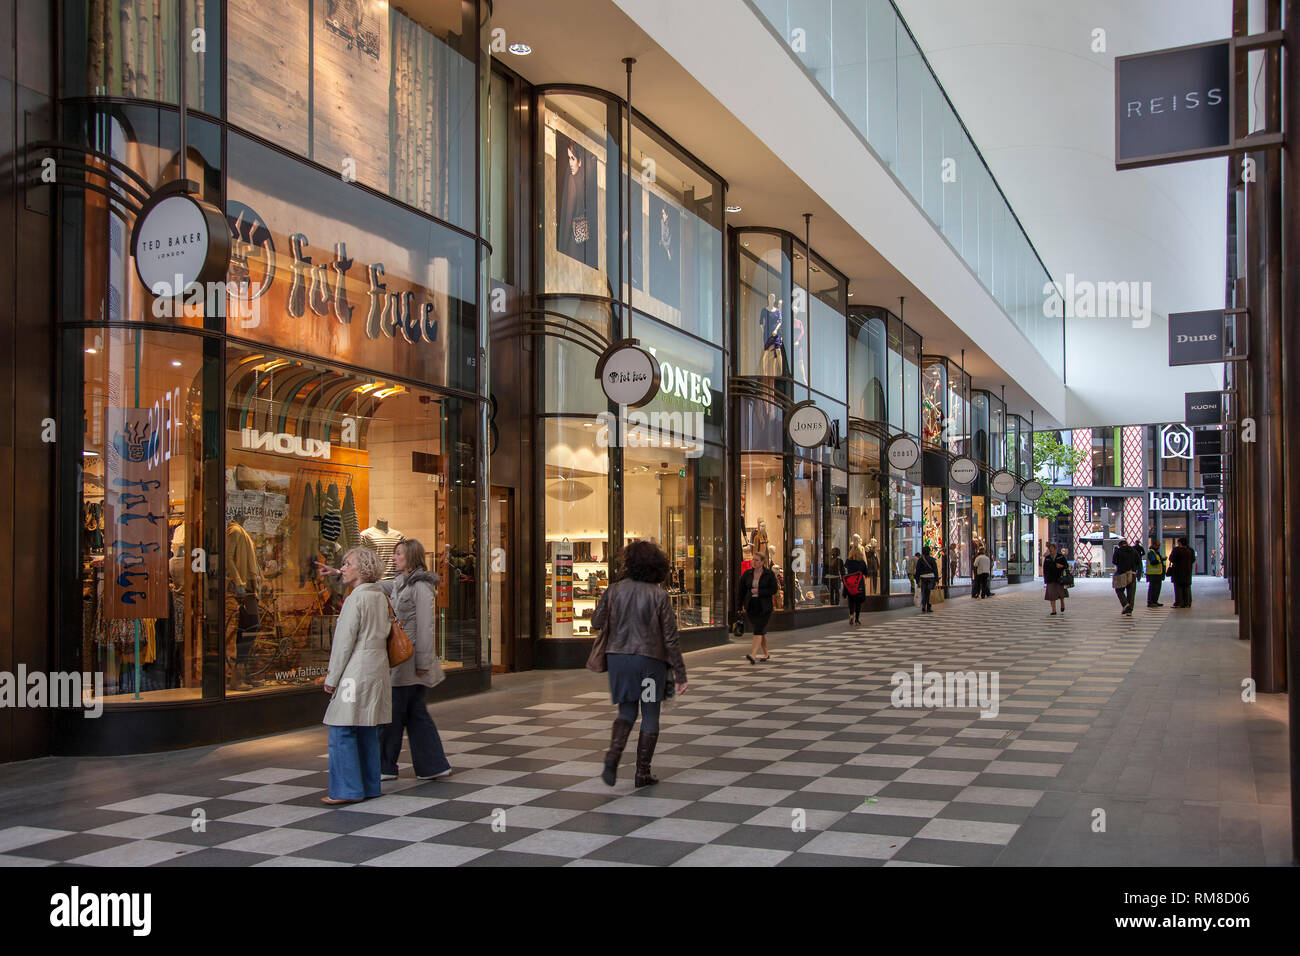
[489,487,515,672]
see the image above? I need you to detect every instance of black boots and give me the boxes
[634,731,660,787]
[601,718,633,786]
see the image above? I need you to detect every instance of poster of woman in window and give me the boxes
[649,193,680,309]
[555,131,599,268]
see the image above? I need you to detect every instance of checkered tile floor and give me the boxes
[0,583,1172,866]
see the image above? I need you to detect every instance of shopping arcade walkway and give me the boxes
[0,577,1289,866]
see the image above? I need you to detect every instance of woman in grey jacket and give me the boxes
[592,540,688,788]
[321,547,393,804]
[377,540,451,781]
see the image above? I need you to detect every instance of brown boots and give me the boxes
[601,718,633,786]
[634,731,660,787]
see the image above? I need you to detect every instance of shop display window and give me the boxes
[75,328,210,703]
[221,347,479,694]
[542,93,618,298]
[922,485,945,581]
[1019,500,1035,569]
[791,457,824,607]
[949,489,973,585]
[544,419,609,638]
[626,117,724,341]
[849,310,887,424]
[225,131,477,391]
[738,396,784,453]
[737,233,791,378]
[809,292,848,402]
[947,366,970,456]
[991,497,1010,579]
[848,472,883,597]
[61,104,222,330]
[902,327,921,437]
[225,0,477,229]
[623,436,724,629]
[921,362,946,447]
[739,455,786,608]
[889,472,922,593]
[971,494,988,576]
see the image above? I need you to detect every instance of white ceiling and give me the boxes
[894,0,1229,426]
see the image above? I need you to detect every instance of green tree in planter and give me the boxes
[1031,432,1086,520]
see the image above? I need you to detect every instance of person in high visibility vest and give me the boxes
[1145,538,1167,608]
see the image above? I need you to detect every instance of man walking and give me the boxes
[972,547,991,599]
[1169,537,1196,608]
[1145,538,1166,607]
[1112,538,1138,615]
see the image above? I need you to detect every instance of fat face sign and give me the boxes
[1115,40,1231,169]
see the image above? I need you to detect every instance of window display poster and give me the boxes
[104,408,170,619]
[649,193,680,309]
[553,540,574,630]
[555,131,599,269]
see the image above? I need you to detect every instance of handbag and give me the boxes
[1061,568,1075,588]
[385,596,414,667]
[572,215,589,244]
[731,615,745,638]
[585,627,608,673]
[843,572,864,597]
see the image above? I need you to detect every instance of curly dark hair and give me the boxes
[623,539,670,583]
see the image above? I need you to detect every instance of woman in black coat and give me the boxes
[737,550,779,664]
[844,540,869,626]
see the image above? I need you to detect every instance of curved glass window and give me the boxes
[737,233,791,378]
[922,361,946,448]
[849,311,887,423]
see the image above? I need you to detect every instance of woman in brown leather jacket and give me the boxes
[591,540,688,788]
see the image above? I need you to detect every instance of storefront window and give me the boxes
[949,488,972,585]
[226,0,477,229]
[737,233,791,378]
[991,496,1010,579]
[632,316,724,446]
[828,467,849,597]
[791,457,823,607]
[947,366,969,456]
[61,104,223,330]
[542,92,618,298]
[890,471,922,593]
[740,454,786,609]
[1019,500,1035,569]
[222,347,479,693]
[849,310,887,423]
[887,316,904,432]
[622,435,724,629]
[544,418,609,638]
[971,494,987,572]
[971,393,990,464]
[923,485,945,580]
[989,395,1005,471]
[922,362,946,447]
[225,131,477,392]
[75,328,210,703]
[627,117,723,341]
[902,328,921,438]
[849,472,883,596]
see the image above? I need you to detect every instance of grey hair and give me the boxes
[345,546,382,583]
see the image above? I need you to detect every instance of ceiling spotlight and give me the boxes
[848,292,855,297]
[508,42,532,55]
[171,360,182,367]
[726,204,742,214]
[85,348,97,354]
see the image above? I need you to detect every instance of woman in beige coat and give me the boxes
[321,547,393,804]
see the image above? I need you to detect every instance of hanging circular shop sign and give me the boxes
[787,401,831,448]
[885,435,920,471]
[949,457,979,485]
[131,183,231,296]
[990,469,1018,496]
[1021,479,1045,502]
[595,339,661,408]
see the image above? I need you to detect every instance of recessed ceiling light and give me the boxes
[85,348,97,354]
[508,42,531,55]
[848,292,855,297]
[171,360,182,367]
[726,204,742,214]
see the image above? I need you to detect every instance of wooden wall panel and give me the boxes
[227,0,310,154]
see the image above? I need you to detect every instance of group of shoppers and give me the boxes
[1042,536,1199,619]
[319,540,450,805]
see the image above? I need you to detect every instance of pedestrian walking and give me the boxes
[1145,539,1166,607]
[1169,537,1197,608]
[377,540,451,781]
[737,550,779,662]
[972,547,992,599]
[320,547,393,805]
[591,540,687,788]
[1043,541,1067,615]
[843,539,869,626]
[915,546,939,612]
[1112,538,1138,615]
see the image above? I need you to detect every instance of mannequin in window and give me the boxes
[361,517,405,580]
[864,538,881,596]
[750,519,769,560]
[759,294,785,376]
[226,517,262,691]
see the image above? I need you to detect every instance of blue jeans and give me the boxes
[380,685,451,777]
[328,725,382,800]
